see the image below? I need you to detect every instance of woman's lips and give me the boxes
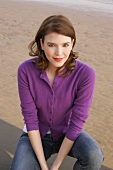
[53,58,63,62]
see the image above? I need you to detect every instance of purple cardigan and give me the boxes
[18,58,95,141]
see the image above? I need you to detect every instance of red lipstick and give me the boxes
[53,58,63,62]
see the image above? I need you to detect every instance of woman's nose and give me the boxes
[55,47,62,56]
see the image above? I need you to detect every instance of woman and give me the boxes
[10,15,103,170]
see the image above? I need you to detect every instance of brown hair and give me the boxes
[28,15,78,77]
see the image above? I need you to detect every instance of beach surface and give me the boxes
[22,0,113,14]
[0,0,113,169]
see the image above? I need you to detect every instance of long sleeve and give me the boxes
[18,63,39,131]
[66,66,96,141]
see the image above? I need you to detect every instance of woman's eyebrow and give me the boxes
[47,42,70,44]
[63,42,70,44]
[47,42,55,44]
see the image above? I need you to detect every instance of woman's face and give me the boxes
[40,33,74,70]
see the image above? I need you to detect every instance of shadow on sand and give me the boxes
[0,119,112,170]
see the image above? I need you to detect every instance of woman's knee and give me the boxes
[10,134,41,170]
[73,146,104,170]
[71,132,104,169]
[86,145,104,168]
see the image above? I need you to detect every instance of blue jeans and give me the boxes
[10,131,103,170]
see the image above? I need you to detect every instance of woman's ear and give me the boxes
[40,39,44,50]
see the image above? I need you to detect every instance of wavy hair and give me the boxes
[28,15,78,77]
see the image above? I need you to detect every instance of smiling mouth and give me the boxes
[53,58,63,62]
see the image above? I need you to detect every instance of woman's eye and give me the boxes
[48,44,55,47]
[63,44,69,47]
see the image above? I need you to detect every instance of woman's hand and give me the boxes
[42,168,49,170]
[50,166,58,170]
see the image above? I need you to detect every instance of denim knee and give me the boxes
[10,133,41,170]
[76,146,103,170]
[73,146,104,170]
[86,146,104,169]
[71,131,104,170]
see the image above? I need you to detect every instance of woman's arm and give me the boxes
[28,130,49,170]
[50,66,96,170]
[50,137,74,170]
[66,66,96,141]
[18,63,48,169]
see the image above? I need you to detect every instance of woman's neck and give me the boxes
[46,63,57,76]
[46,64,57,87]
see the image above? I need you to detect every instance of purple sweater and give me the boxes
[18,58,95,141]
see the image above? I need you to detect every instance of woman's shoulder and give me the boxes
[76,60,95,76]
[18,57,38,72]
[73,60,96,82]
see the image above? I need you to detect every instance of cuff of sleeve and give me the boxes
[26,123,39,131]
[66,128,81,141]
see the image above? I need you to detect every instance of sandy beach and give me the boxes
[0,0,113,169]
